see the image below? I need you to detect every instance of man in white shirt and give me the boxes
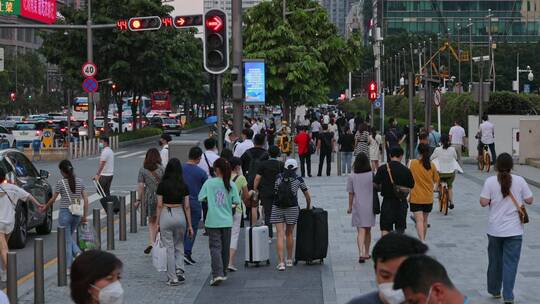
[311,119,322,142]
[95,136,114,196]
[198,138,220,177]
[348,117,355,133]
[449,121,466,167]
[477,114,496,164]
[159,134,172,167]
[233,128,254,157]
[250,118,260,138]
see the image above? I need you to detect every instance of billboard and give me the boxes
[0,0,20,15]
[244,60,265,104]
[0,0,56,24]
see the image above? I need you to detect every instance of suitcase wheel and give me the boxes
[266,260,270,265]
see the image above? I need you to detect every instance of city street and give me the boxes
[11,152,540,304]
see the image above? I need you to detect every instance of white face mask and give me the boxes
[379,282,405,304]
[92,281,124,304]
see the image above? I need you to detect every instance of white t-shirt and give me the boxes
[323,114,330,124]
[160,145,169,168]
[348,119,355,132]
[198,150,219,176]
[480,174,533,237]
[479,121,495,144]
[225,128,233,144]
[0,183,30,227]
[250,123,260,137]
[99,146,114,176]
[233,139,254,157]
[449,125,466,145]
[311,121,321,132]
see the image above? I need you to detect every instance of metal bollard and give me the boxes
[119,196,127,241]
[337,151,342,176]
[34,238,45,304]
[130,190,137,233]
[7,252,17,304]
[93,208,101,250]
[107,202,115,250]
[140,198,147,227]
[57,226,67,286]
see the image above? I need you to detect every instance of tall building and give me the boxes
[382,0,540,43]
[345,1,364,40]
[204,0,268,33]
[320,0,356,36]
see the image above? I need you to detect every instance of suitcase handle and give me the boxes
[93,179,106,198]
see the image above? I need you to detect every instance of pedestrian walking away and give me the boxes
[233,129,254,158]
[136,148,164,255]
[393,255,468,304]
[270,159,312,271]
[346,233,428,304]
[70,250,124,304]
[385,118,404,162]
[477,114,496,164]
[294,126,313,177]
[346,153,375,263]
[374,147,414,235]
[198,138,220,177]
[311,119,321,143]
[159,133,172,168]
[339,126,355,175]
[42,160,89,270]
[94,136,114,197]
[317,124,335,177]
[428,125,441,150]
[182,147,208,265]
[198,158,241,286]
[354,122,370,158]
[408,144,439,242]
[254,145,283,239]
[156,158,194,286]
[480,153,533,303]
[369,127,382,172]
[449,121,466,168]
[228,157,250,272]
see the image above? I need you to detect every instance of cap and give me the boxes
[161,134,172,142]
[284,158,298,170]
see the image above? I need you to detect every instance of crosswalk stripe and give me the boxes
[118,150,146,159]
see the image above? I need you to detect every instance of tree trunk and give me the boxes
[131,92,138,131]
[116,91,125,133]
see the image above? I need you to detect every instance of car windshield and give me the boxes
[94,120,104,127]
[163,118,177,124]
[14,124,36,130]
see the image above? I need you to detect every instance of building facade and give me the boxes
[320,0,357,36]
[382,0,540,42]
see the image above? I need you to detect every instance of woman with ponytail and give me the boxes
[43,160,89,269]
[480,153,534,303]
[198,158,241,286]
[408,143,439,241]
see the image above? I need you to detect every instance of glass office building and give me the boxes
[382,0,540,42]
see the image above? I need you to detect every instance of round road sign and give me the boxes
[434,89,442,107]
[82,62,98,78]
[82,77,99,93]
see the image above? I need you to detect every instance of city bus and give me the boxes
[72,97,96,121]
[151,91,171,112]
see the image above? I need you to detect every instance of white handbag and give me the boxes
[62,179,84,216]
[152,232,167,272]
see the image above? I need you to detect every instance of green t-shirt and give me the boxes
[198,177,241,228]
[232,173,247,214]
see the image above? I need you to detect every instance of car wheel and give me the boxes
[8,205,27,249]
[36,206,52,235]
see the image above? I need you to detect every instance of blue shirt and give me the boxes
[182,163,208,205]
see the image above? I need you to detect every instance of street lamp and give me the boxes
[515,65,533,93]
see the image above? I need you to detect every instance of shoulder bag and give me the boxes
[204,153,216,177]
[386,163,411,201]
[509,193,530,224]
[62,179,84,216]
[372,174,381,215]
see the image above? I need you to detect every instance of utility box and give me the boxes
[168,140,200,164]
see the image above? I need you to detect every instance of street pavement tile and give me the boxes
[520,271,540,278]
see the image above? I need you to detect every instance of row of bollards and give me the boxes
[7,191,142,304]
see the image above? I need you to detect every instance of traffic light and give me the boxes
[128,16,162,31]
[204,9,229,74]
[368,81,377,101]
[174,15,203,28]
[9,92,16,102]
[111,83,118,91]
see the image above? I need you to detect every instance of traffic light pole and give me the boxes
[87,0,95,138]
[231,0,244,137]
[216,75,224,152]
[408,72,414,159]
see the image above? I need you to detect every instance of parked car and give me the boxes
[0,126,15,148]
[0,150,53,249]
[150,117,182,136]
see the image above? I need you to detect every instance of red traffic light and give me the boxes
[205,15,223,32]
[111,83,118,91]
[9,92,16,102]
[368,81,378,101]
[128,16,162,32]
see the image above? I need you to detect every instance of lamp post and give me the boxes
[467,18,473,91]
[515,65,534,93]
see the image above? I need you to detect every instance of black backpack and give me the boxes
[276,172,297,208]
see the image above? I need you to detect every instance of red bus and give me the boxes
[151,91,171,112]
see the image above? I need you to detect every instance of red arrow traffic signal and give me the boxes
[205,15,224,32]
[368,81,378,101]
[204,9,229,74]
[174,15,203,28]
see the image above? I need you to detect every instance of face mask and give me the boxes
[92,281,124,304]
[98,143,104,149]
[379,282,405,304]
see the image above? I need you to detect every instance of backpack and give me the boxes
[276,172,297,208]
[246,149,268,189]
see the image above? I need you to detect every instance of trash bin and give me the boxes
[169,140,200,164]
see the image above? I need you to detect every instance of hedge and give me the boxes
[118,127,162,142]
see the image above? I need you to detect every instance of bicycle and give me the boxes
[437,181,450,216]
[477,143,491,172]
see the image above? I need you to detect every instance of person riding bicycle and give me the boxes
[476,114,496,165]
[430,134,463,210]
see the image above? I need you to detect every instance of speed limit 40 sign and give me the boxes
[82,62,97,78]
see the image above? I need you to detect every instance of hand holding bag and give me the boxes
[78,223,97,250]
[152,232,167,272]
[509,193,530,224]
[62,179,84,216]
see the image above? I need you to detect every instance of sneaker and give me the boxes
[277,263,285,271]
[286,260,294,267]
[210,276,224,286]
[167,279,181,286]
[228,265,238,272]
[176,273,186,283]
[176,268,185,275]
[491,294,502,299]
[184,254,196,265]
[449,202,455,209]
[144,246,153,254]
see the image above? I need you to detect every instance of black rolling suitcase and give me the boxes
[294,207,328,264]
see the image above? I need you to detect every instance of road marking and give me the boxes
[117,150,146,159]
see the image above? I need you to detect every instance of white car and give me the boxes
[112,117,133,133]
[0,126,15,148]
[12,123,42,147]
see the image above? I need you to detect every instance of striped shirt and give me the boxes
[55,178,85,209]
[273,173,308,206]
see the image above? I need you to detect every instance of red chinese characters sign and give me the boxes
[20,0,56,24]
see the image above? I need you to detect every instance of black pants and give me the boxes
[318,150,332,176]
[380,197,407,233]
[202,201,208,224]
[261,196,274,238]
[312,132,319,143]
[99,175,113,197]
[299,154,311,177]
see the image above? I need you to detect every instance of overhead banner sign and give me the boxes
[243,60,265,104]
[0,0,56,24]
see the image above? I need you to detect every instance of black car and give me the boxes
[0,149,53,249]
[150,117,182,136]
